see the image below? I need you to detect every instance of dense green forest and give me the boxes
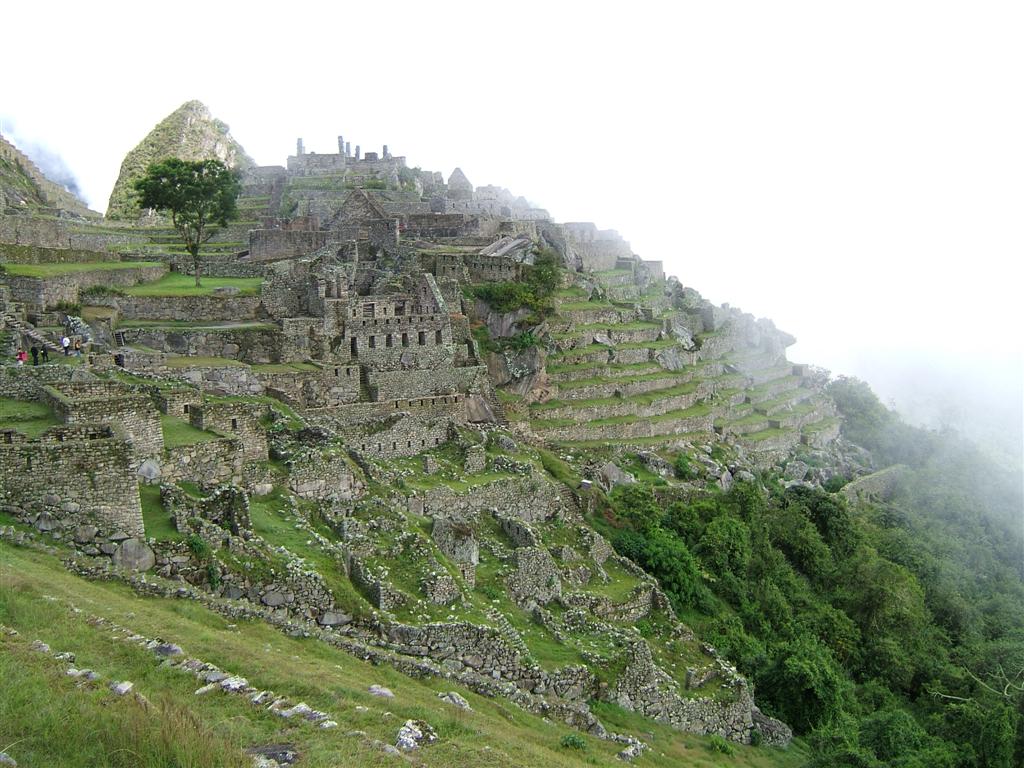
[595,377,1024,767]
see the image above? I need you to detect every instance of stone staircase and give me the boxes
[0,312,64,354]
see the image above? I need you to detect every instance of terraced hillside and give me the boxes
[493,268,840,461]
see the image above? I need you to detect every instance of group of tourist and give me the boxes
[13,336,83,366]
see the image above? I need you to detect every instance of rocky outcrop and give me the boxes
[106,100,254,219]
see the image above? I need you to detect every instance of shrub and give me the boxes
[81,285,126,299]
[186,533,211,561]
[559,733,586,750]
[673,452,694,479]
[480,584,503,601]
[707,734,735,755]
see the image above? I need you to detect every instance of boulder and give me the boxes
[784,461,810,481]
[137,459,161,481]
[112,539,155,571]
[317,611,352,627]
[598,462,635,491]
[73,525,98,544]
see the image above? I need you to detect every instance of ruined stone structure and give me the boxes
[0,114,847,750]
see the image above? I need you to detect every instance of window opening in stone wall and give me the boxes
[386,334,393,348]
[418,331,426,345]
[183,404,190,414]
[402,333,409,347]
[368,335,376,349]
[363,303,374,317]
[334,367,340,377]
[435,329,442,344]
[231,418,238,430]
[351,337,358,356]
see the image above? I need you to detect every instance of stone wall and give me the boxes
[114,295,261,322]
[259,365,360,407]
[248,229,327,260]
[841,464,910,503]
[368,364,485,400]
[0,216,147,251]
[119,325,284,364]
[415,475,569,524]
[344,410,455,460]
[0,424,143,538]
[287,450,363,501]
[42,381,163,459]
[189,401,268,461]
[5,263,167,310]
[160,438,244,486]
[0,243,119,264]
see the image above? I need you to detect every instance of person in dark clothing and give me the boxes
[30,346,39,365]
[40,346,49,363]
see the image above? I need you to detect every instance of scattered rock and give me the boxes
[395,719,437,751]
[784,461,809,481]
[261,591,287,607]
[73,525,98,544]
[246,744,299,766]
[437,691,471,710]
[111,538,156,571]
[617,742,646,761]
[110,680,134,696]
[0,751,17,767]
[278,702,313,719]
[137,459,161,481]
[28,640,50,653]
[368,684,395,698]
[317,611,352,627]
[599,462,635,490]
[220,676,248,692]
[152,642,183,657]
[253,483,274,497]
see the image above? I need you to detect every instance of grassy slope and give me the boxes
[0,543,805,768]
[2,261,162,277]
[123,274,263,297]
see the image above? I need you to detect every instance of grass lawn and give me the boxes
[163,356,248,369]
[0,397,61,437]
[251,362,321,373]
[0,542,807,768]
[160,414,221,448]
[123,274,263,297]
[1,261,162,278]
[139,484,181,541]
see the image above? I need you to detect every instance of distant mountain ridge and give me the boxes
[106,100,254,219]
[0,132,97,218]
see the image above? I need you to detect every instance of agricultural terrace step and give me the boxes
[529,382,704,423]
[716,411,773,437]
[533,403,714,442]
[545,361,663,383]
[546,339,685,367]
[740,362,798,386]
[752,386,815,415]
[770,399,831,429]
[801,416,842,448]
[591,268,635,286]
[740,426,801,452]
[551,304,637,325]
[554,370,698,402]
[745,375,804,404]
[552,323,664,347]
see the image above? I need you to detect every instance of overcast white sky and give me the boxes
[3,1,1022,457]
